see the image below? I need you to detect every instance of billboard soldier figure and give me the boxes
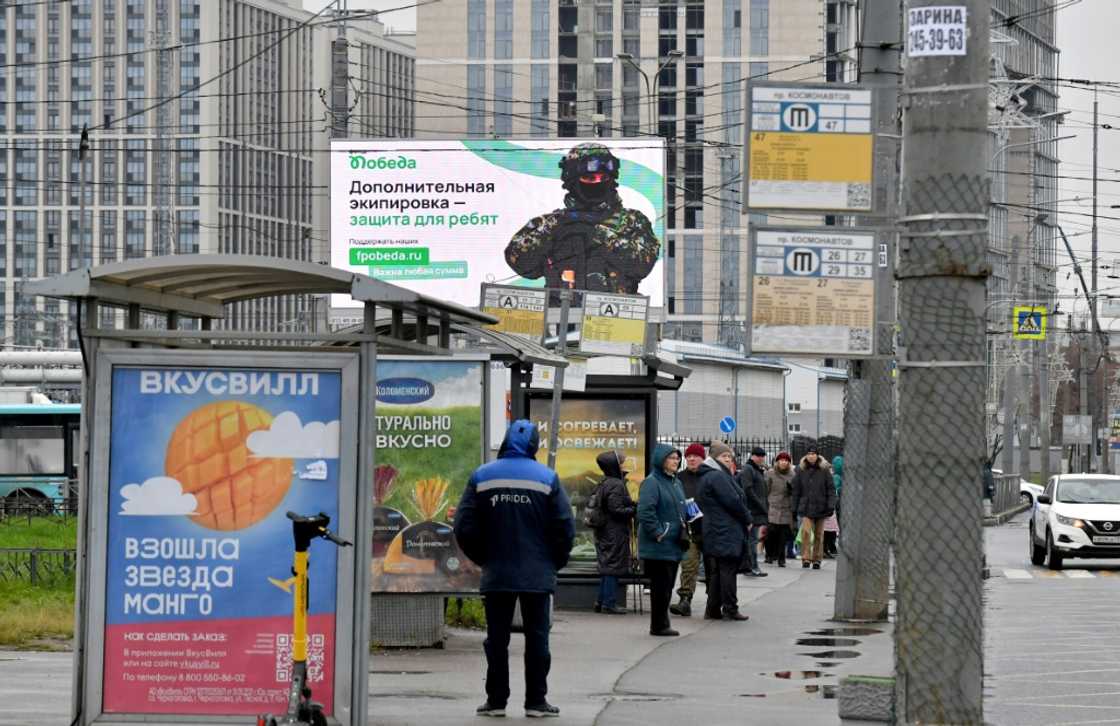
[505,143,661,295]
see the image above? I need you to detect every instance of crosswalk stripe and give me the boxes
[1064,570,1096,578]
[1004,569,1032,579]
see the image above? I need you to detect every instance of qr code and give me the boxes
[848,328,872,353]
[275,634,292,682]
[847,183,872,210]
[307,634,326,683]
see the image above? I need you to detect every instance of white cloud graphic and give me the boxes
[423,369,483,409]
[120,477,197,516]
[247,411,340,459]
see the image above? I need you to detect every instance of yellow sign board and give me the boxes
[747,84,875,212]
[1012,306,1046,340]
[480,285,547,339]
[579,292,648,357]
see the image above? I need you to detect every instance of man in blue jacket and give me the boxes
[453,419,576,719]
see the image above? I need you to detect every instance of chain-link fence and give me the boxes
[0,547,77,586]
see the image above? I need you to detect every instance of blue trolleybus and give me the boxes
[0,403,81,514]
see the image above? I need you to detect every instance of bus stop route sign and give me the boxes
[746,82,875,213]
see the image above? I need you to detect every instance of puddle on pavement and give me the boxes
[369,670,433,675]
[738,693,768,698]
[799,650,861,659]
[804,684,838,699]
[808,627,881,637]
[816,662,840,668]
[795,637,861,647]
[769,670,830,680]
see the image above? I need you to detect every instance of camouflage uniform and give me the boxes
[505,143,660,294]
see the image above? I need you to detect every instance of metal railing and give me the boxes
[992,473,1022,515]
[656,434,846,466]
[0,494,79,522]
[0,547,77,586]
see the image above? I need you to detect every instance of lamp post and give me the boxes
[617,50,683,136]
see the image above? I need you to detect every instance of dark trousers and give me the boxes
[704,556,740,617]
[643,559,679,633]
[597,574,619,608]
[482,592,551,708]
[765,524,790,564]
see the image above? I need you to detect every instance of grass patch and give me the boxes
[444,597,486,629]
[0,579,74,648]
[0,517,78,549]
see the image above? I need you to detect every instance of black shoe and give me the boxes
[723,611,750,622]
[525,702,559,718]
[802,561,811,569]
[477,701,506,717]
[778,560,786,568]
[669,598,692,617]
[750,569,769,578]
[703,612,722,620]
[602,605,629,615]
[812,562,821,570]
[764,557,775,564]
[824,552,835,559]
[651,628,680,636]
[593,601,601,613]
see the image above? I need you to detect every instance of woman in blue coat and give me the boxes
[637,443,688,637]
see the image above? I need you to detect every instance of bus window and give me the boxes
[0,425,66,475]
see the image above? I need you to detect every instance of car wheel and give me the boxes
[1046,529,1064,570]
[1029,523,1046,566]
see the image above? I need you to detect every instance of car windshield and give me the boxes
[1057,479,1120,504]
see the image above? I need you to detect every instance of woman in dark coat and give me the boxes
[594,450,636,614]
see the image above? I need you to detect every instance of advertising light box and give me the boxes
[331,139,666,307]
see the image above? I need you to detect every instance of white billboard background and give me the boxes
[330,139,665,308]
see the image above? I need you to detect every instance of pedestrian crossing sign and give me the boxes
[1012,306,1046,340]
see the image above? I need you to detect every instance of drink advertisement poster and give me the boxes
[527,396,648,559]
[370,360,484,593]
[102,366,343,716]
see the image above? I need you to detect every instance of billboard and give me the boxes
[749,227,877,357]
[746,83,874,212]
[331,139,665,307]
[102,365,343,717]
[370,359,485,593]
[527,395,650,561]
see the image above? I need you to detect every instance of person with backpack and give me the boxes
[590,450,637,615]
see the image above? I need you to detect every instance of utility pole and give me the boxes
[1039,328,1051,483]
[833,0,899,622]
[1092,90,1104,472]
[1002,252,1018,477]
[895,1,988,722]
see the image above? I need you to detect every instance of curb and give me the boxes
[983,502,1030,527]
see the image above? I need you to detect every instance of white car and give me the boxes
[1029,474,1120,570]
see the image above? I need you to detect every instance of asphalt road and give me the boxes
[986,510,1120,725]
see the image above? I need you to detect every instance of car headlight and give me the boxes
[1055,514,1085,528]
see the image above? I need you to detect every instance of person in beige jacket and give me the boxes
[764,451,796,567]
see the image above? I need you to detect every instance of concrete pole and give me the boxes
[1002,251,1018,477]
[895,2,989,722]
[833,0,900,622]
[1039,332,1051,484]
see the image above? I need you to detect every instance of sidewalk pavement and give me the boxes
[0,559,893,725]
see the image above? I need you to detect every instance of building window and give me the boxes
[682,236,703,314]
[100,211,118,264]
[531,65,550,136]
[14,211,37,279]
[494,0,512,59]
[788,402,801,413]
[467,0,485,58]
[178,210,200,254]
[467,65,486,137]
[493,65,513,137]
[750,0,769,57]
[531,0,549,59]
[788,423,802,434]
[124,211,145,259]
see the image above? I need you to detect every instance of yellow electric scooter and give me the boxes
[257,512,351,726]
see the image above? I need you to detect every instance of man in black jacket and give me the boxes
[790,448,837,571]
[671,442,706,617]
[695,441,751,621]
[740,447,770,578]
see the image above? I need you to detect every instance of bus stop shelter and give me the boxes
[26,255,499,726]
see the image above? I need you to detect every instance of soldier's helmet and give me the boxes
[559,143,621,202]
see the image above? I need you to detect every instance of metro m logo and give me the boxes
[785,247,820,276]
[781,102,818,132]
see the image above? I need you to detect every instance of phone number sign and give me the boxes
[908,6,967,57]
[749,228,877,358]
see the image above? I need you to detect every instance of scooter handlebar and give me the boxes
[320,528,352,548]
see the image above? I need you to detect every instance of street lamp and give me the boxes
[617,50,683,136]
[990,134,1076,165]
